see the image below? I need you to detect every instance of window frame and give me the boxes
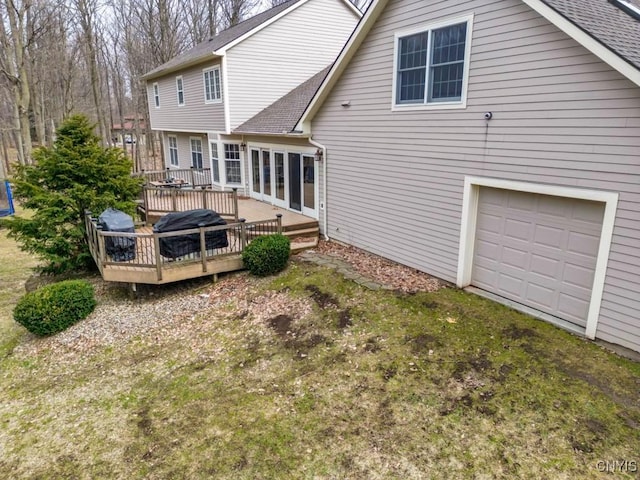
[391,14,474,111]
[203,66,222,104]
[223,143,242,185]
[176,76,185,106]
[153,82,160,108]
[210,141,220,184]
[168,135,179,167]
[190,137,204,169]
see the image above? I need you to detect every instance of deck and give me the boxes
[86,180,319,285]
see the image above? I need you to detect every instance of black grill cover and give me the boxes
[98,208,136,262]
[153,209,228,259]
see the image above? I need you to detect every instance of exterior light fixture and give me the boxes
[314,148,323,162]
[240,142,247,151]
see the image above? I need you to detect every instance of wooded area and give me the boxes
[0,0,370,176]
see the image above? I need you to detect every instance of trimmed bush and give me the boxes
[242,234,291,277]
[13,280,97,336]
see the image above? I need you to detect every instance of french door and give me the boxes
[251,148,317,218]
[288,153,317,217]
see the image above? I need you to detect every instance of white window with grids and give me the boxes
[190,137,203,169]
[203,66,221,103]
[210,142,220,183]
[153,82,160,108]
[168,135,179,167]
[224,144,241,185]
[392,15,473,109]
[176,76,185,106]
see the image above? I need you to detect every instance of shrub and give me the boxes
[242,234,291,277]
[13,280,97,336]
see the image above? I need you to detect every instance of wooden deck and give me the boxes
[86,186,319,285]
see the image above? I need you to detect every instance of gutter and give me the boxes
[307,137,328,241]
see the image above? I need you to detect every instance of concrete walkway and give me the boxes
[296,251,392,291]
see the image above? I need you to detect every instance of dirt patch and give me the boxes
[136,406,153,437]
[406,333,440,353]
[269,315,293,336]
[502,325,538,340]
[452,353,491,380]
[337,308,353,329]
[305,285,340,309]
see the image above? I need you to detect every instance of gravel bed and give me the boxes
[13,240,444,356]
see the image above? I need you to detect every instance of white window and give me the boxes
[224,144,241,184]
[190,138,203,169]
[168,136,179,167]
[203,67,221,103]
[153,83,160,108]
[211,142,220,183]
[176,76,185,106]
[393,15,472,108]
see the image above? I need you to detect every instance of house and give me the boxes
[290,0,640,353]
[142,0,361,222]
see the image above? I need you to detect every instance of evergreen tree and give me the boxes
[2,115,142,273]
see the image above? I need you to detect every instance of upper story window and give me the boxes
[393,15,473,109]
[168,135,179,167]
[203,66,221,103]
[153,83,160,108]
[176,76,185,106]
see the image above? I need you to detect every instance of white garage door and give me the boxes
[472,188,605,328]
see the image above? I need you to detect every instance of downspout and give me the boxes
[307,137,329,241]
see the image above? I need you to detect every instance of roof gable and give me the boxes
[297,0,640,131]
[143,0,360,80]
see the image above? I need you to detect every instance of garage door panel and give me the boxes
[477,212,502,234]
[501,246,528,271]
[529,253,560,279]
[534,224,565,249]
[472,187,604,329]
[557,293,590,323]
[525,282,556,310]
[563,263,596,290]
[504,218,533,241]
[567,231,601,257]
[497,272,524,297]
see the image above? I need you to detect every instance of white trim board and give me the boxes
[456,176,618,340]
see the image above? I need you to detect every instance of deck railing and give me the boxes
[85,211,282,283]
[134,168,212,187]
[141,187,239,221]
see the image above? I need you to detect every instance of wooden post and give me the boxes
[200,226,207,273]
[190,167,195,187]
[154,234,163,281]
[97,230,106,265]
[276,214,283,235]
[239,218,247,251]
[171,188,177,211]
[232,188,239,221]
[202,188,208,210]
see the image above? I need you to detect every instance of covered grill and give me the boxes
[98,208,136,261]
[153,209,228,259]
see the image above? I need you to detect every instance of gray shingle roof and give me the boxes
[233,66,331,135]
[541,0,640,69]
[143,0,303,79]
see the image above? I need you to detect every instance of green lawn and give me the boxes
[0,238,638,478]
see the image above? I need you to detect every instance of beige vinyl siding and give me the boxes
[312,0,640,351]
[148,62,225,132]
[225,0,359,129]
[164,132,211,170]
